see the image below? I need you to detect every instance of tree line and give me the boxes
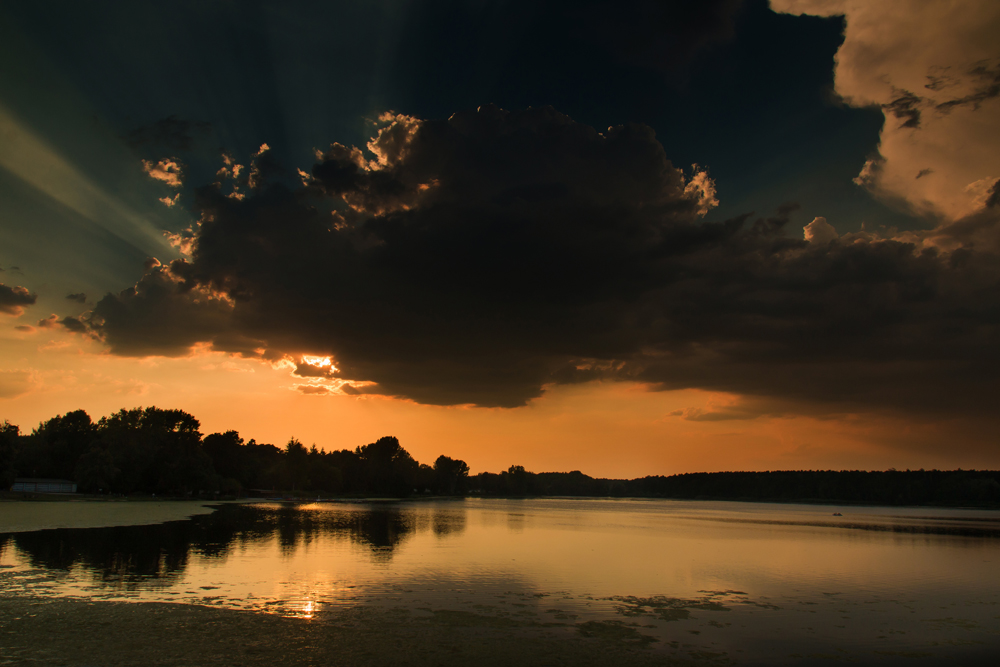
[473,467,1000,507]
[0,407,469,497]
[3,406,999,506]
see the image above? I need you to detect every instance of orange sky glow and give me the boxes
[3,324,995,477]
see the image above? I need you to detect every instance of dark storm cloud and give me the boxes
[88,266,241,357]
[0,284,37,315]
[37,312,92,335]
[4,0,897,240]
[78,107,1000,418]
[58,316,88,334]
[66,293,87,304]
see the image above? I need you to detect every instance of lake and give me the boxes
[2,498,999,665]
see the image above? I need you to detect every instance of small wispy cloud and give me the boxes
[142,158,184,188]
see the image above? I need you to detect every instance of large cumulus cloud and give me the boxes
[773,0,1000,221]
[81,106,1000,416]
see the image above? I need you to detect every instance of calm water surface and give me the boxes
[2,498,999,664]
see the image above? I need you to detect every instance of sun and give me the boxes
[301,355,337,372]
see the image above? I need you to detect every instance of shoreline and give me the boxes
[0,499,227,534]
[1,495,998,537]
[4,490,1000,510]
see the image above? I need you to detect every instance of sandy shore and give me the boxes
[0,500,227,534]
[0,595,697,667]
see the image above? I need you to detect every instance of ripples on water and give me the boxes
[2,499,999,663]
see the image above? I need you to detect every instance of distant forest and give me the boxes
[2,407,999,507]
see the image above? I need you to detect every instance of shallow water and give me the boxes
[2,498,999,664]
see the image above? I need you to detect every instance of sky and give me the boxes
[1,0,999,477]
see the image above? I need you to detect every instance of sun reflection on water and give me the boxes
[3,499,1000,660]
[289,599,316,619]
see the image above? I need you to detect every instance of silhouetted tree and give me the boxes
[97,407,210,494]
[9,404,1000,506]
[326,448,363,493]
[433,455,470,494]
[414,463,434,492]
[307,445,343,494]
[32,410,96,479]
[356,436,418,495]
[75,447,119,493]
[0,420,19,487]
[203,430,246,488]
[283,438,311,492]
[242,439,284,490]
[502,464,532,495]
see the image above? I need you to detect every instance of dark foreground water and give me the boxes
[2,499,999,664]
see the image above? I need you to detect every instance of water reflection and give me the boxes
[700,513,1000,537]
[3,499,1000,663]
[6,521,194,586]
[5,499,998,598]
[505,512,525,533]
[1,502,468,584]
[431,506,466,536]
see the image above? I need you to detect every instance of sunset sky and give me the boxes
[2,0,999,477]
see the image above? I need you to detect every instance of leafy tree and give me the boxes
[97,407,208,494]
[433,455,470,494]
[242,439,284,490]
[97,408,156,492]
[33,410,95,479]
[503,464,532,495]
[326,448,363,493]
[0,420,20,487]
[356,436,418,495]
[75,447,119,493]
[283,438,311,491]
[203,430,247,491]
[414,463,435,493]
